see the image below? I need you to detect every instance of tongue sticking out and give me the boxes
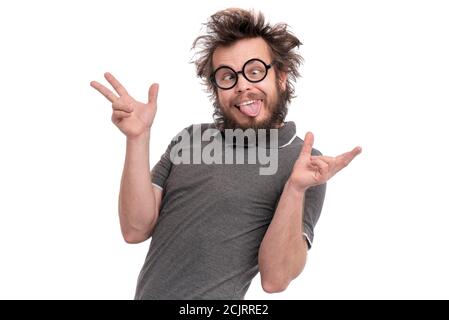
[239,100,262,117]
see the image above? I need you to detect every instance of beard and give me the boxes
[213,85,288,130]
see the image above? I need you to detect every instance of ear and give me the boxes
[278,71,287,92]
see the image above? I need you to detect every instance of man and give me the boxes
[90,8,361,299]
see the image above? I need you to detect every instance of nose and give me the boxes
[234,71,253,93]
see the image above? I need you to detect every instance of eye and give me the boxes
[222,73,235,81]
[246,66,265,78]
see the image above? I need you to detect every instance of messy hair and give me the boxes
[191,8,303,128]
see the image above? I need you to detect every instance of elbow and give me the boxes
[123,235,143,244]
[122,230,150,244]
[262,279,289,294]
[261,266,305,294]
[120,215,155,244]
[261,273,291,293]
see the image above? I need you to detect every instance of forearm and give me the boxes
[258,179,308,292]
[118,130,156,238]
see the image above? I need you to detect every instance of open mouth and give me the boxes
[234,99,263,117]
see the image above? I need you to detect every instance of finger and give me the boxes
[309,159,327,181]
[104,72,129,97]
[112,101,133,113]
[148,83,159,104]
[90,81,119,103]
[111,110,131,124]
[299,131,314,159]
[335,146,362,172]
[310,157,329,171]
[311,155,335,165]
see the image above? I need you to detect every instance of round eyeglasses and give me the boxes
[210,58,272,90]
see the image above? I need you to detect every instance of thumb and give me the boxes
[148,83,159,105]
[299,131,314,160]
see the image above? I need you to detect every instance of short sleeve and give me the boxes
[302,182,326,249]
[151,140,174,191]
[151,125,196,190]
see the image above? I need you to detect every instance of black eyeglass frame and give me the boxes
[210,58,272,90]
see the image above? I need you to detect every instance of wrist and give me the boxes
[126,130,150,146]
[285,178,307,196]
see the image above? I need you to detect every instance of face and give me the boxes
[212,37,287,130]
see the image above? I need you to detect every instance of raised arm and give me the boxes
[90,72,161,243]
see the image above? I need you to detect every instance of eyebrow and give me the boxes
[215,57,266,69]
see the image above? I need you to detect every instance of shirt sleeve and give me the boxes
[151,125,194,190]
[151,141,173,190]
[302,182,326,249]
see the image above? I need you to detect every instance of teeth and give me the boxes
[237,100,258,107]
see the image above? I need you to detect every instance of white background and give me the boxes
[1,0,448,299]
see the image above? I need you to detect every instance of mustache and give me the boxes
[232,93,265,106]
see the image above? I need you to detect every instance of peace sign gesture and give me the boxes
[90,72,159,139]
[289,132,362,192]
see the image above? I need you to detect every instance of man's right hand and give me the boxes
[90,72,159,139]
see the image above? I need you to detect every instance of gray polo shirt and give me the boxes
[134,121,326,300]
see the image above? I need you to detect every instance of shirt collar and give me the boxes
[216,121,297,149]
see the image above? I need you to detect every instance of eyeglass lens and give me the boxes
[214,59,267,89]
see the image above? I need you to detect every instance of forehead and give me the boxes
[212,37,272,69]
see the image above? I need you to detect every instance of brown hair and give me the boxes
[191,8,303,128]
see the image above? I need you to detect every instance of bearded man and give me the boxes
[90,8,361,300]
